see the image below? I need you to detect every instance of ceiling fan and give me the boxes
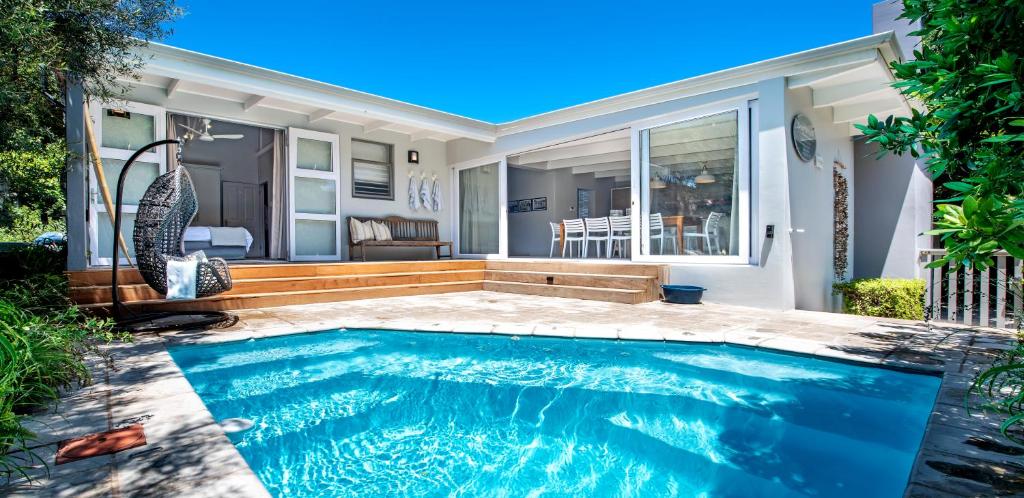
[178,117,244,142]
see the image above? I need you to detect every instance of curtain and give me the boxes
[269,130,288,259]
[728,156,740,255]
[166,114,179,169]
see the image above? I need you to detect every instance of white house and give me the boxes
[64,7,930,312]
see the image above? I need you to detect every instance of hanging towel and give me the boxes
[408,175,420,210]
[419,177,431,210]
[166,257,198,300]
[431,177,443,212]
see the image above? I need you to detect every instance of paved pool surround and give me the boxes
[3,291,1020,497]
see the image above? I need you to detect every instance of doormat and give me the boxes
[55,424,147,465]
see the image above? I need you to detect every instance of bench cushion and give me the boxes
[356,240,450,247]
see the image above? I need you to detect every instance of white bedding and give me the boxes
[184,226,254,251]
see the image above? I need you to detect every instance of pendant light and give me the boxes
[695,163,715,184]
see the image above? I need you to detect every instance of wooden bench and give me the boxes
[347,215,453,261]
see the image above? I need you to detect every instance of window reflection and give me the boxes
[645,111,740,256]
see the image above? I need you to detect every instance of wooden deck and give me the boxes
[68,260,669,312]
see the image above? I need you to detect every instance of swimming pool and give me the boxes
[169,329,940,497]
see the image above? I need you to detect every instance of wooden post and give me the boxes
[82,103,133,266]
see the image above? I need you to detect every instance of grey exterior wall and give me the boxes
[852,140,931,279]
[65,82,89,270]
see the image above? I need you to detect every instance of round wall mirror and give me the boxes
[791,113,816,162]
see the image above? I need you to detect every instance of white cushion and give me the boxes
[349,218,375,243]
[371,221,392,241]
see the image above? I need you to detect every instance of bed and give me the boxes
[183,226,254,260]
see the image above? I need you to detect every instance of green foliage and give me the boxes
[0,133,66,222]
[970,339,1024,442]
[0,0,182,147]
[833,278,926,320]
[0,245,124,481]
[855,0,1024,270]
[0,205,65,243]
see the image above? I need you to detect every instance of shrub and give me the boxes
[833,278,926,320]
[0,245,124,481]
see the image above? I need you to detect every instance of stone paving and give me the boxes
[3,291,1021,497]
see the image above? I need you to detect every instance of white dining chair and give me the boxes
[562,218,586,258]
[608,216,631,258]
[583,217,610,258]
[684,211,723,255]
[649,213,678,255]
[548,221,561,258]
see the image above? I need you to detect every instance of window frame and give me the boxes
[630,99,754,265]
[350,138,395,200]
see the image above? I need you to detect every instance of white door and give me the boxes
[288,127,341,261]
[87,101,166,266]
[452,159,507,258]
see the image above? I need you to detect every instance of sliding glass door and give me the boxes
[454,160,506,258]
[636,102,752,263]
[288,128,341,261]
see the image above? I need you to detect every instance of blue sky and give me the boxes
[167,0,884,123]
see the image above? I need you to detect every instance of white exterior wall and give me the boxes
[94,86,452,262]
[784,85,856,311]
[449,79,802,310]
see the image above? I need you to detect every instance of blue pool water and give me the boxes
[169,330,940,498]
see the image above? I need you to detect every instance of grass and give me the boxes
[0,244,125,481]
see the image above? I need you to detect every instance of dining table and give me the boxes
[558,215,685,255]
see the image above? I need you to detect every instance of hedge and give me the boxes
[833,278,926,321]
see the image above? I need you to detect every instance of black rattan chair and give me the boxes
[133,167,233,297]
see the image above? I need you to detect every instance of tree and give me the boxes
[0,0,181,239]
[856,0,1024,270]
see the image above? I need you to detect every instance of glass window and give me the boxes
[297,138,333,172]
[101,109,154,150]
[351,140,393,199]
[97,212,136,259]
[294,220,337,257]
[294,177,337,215]
[98,159,159,206]
[459,163,499,254]
[643,110,741,256]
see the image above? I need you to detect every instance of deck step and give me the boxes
[484,260,666,278]
[71,270,485,304]
[482,281,647,305]
[68,259,668,313]
[82,280,485,313]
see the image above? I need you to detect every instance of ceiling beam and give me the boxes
[165,78,181,98]
[409,130,438,142]
[516,138,630,165]
[593,169,632,179]
[571,161,631,175]
[812,80,891,108]
[544,151,631,170]
[787,59,878,89]
[308,109,335,124]
[832,100,905,123]
[243,95,266,112]
[361,120,390,134]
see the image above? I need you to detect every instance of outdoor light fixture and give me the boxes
[695,163,716,184]
[408,150,419,164]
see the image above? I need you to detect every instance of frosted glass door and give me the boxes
[87,101,166,266]
[457,162,501,256]
[288,128,341,261]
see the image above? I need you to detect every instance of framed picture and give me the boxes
[517,199,532,213]
[508,200,519,213]
[531,197,547,211]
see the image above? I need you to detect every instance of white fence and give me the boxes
[921,249,1022,329]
